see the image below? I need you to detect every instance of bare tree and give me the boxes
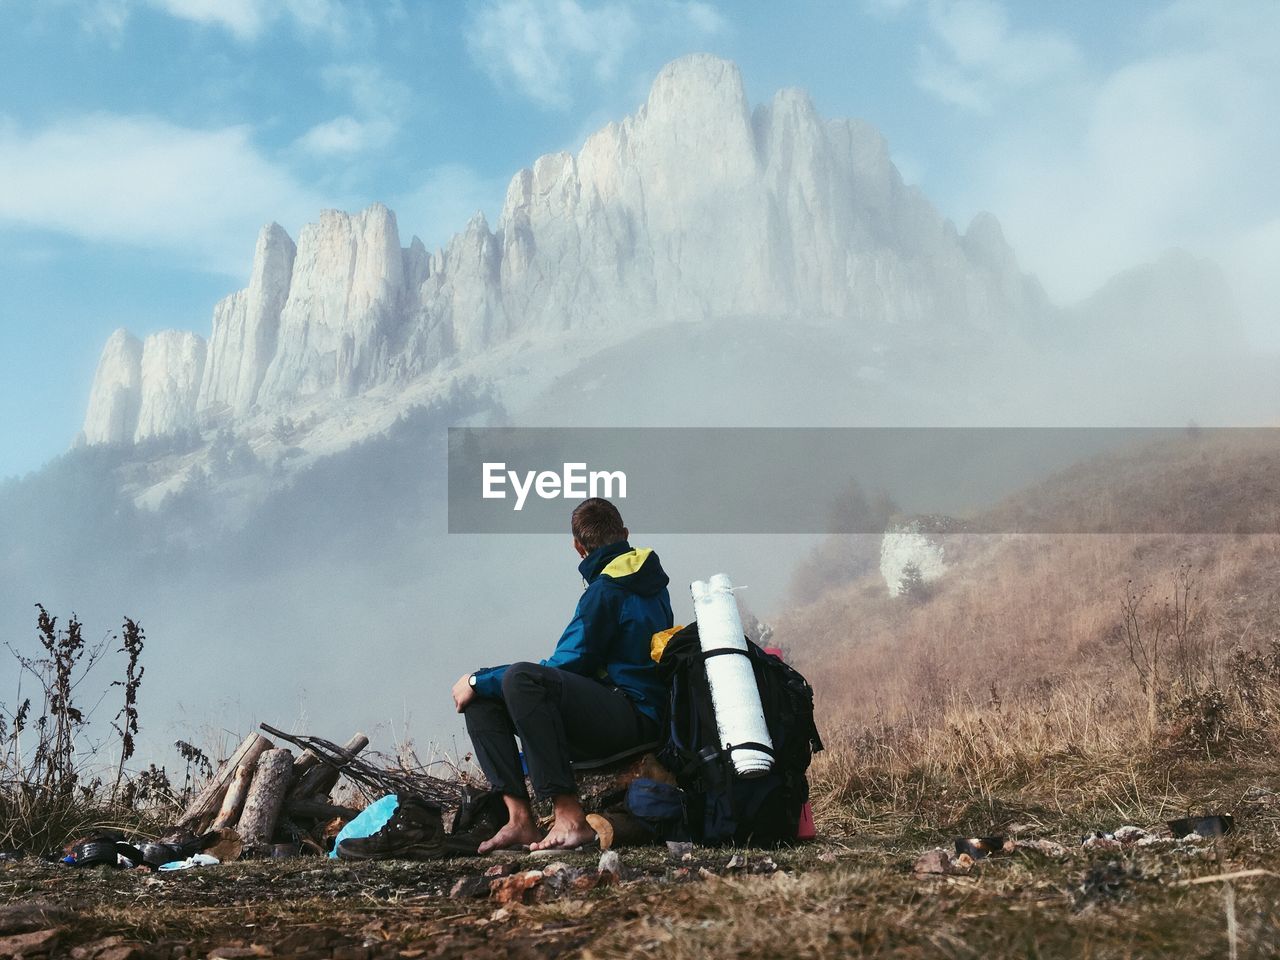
[1119,581,1166,740]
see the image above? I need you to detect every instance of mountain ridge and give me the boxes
[78,53,1046,448]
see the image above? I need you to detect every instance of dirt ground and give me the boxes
[3,815,1279,960]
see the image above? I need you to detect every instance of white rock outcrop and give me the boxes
[81,329,143,445]
[199,223,296,417]
[257,203,406,404]
[880,523,947,597]
[80,54,1044,445]
[134,331,206,441]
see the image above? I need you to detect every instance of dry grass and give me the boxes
[773,434,1280,858]
[582,860,1280,959]
[780,533,1280,723]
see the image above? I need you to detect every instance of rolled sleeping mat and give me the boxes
[691,573,774,777]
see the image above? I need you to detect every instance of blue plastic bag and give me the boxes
[329,794,399,858]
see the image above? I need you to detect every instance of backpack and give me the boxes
[653,623,823,847]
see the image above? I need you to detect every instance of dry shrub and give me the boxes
[1,606,184,854]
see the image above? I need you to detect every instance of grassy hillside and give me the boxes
[774,432,1280,842]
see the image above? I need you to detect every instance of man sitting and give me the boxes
[451,497,672,852]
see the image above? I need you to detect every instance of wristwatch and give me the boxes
[468,674,477,688]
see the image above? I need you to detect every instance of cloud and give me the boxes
[147,0,268,40]
[293,63,408,158]
[0,113,328,276]
[465,0,724,110]
[294,115,396,156]
[394,164,508,251]
[81,0,131,37]
[913,0,1078,112]
[142,0,359,43]
[321,62,410,118]
[956,0,1280,337]
[466,0,635,109]
[682,2,726,35]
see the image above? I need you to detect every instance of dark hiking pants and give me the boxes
[463,661,660,800]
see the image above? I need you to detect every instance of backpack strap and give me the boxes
[726,741,776,758]
[699,647,752,661]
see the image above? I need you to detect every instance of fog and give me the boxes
[2,305,1277,771]
[2,45,1278,776]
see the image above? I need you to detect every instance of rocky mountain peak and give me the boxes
[135,330,206,441]
[79,55,1049,453]
[642,54,755,163]
[80,328,143,446]
[199,222,297,418]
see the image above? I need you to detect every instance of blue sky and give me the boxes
[1,0,1277,479]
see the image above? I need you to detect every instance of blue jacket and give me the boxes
[472,540,673,722]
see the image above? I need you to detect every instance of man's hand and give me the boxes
[452,673,476,713]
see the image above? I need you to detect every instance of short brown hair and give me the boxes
[571,498,626,551]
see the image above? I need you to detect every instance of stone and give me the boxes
[0,928,61,956]
[572,872,603,892]
[597,850,621,879]
[1082,833,1122,852]
[490,870,544,906]
[449,875,493,899]
[912,848,971,876]
[483,861,520,878]
[665,841,693,859]
[97,945,144,960]
[70,938,124,959]
[1014,838,1070,859]
[0,903,67,936]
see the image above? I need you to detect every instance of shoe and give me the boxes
[336,797,447,862]
[445,787,510,856]
[71,838,147,868]
[139,830,221,868]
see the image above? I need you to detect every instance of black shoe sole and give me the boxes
[336,841,449,862]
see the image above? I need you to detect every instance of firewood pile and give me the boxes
[165,723,464,857]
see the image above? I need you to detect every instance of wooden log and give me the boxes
[290,749,323,781]
[287,733,369,801]
[236,748,294,848]
[284,798,362,822]
[211,755,257,830]
[175,732,272,831]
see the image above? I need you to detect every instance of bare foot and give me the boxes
[529,818,597,851]
[477,819,541,854]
